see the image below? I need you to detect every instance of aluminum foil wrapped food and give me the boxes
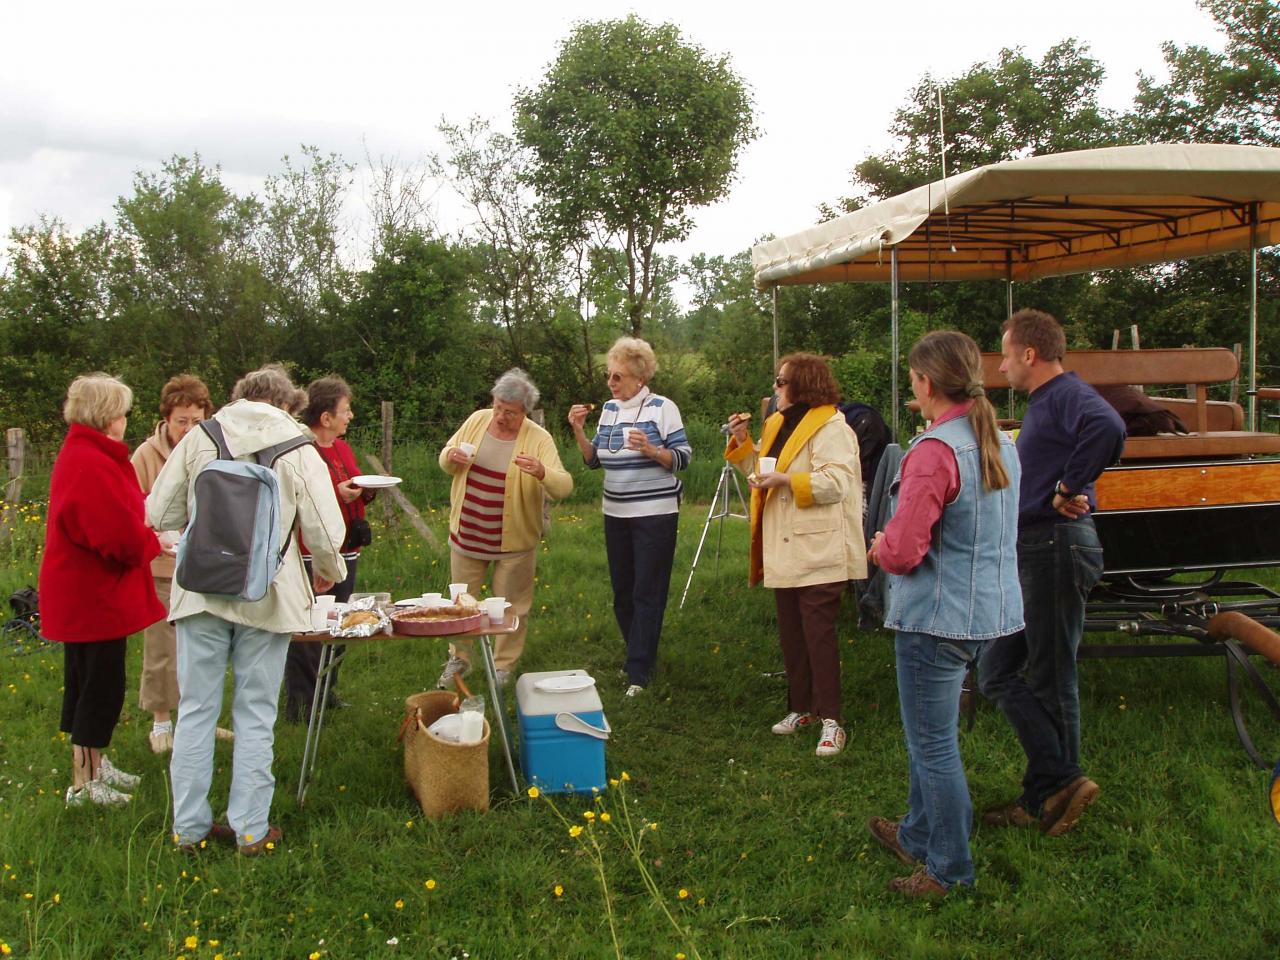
[330,596,392,638]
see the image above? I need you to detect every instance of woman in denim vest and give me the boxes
[866,331,1022,898]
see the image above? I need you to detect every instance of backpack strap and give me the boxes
[254,434,313,467]
[199,420,235,461]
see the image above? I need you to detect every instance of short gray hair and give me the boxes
[231,363,306,413]
[491,368,540,413]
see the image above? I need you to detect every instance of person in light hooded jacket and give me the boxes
[147,364,347,854]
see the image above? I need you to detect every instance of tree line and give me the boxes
[2,1,1277,444]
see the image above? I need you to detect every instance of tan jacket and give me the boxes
[439,410,574,553]
[132,421,177,579]
[727,408,867,589]
[146,399,348,634]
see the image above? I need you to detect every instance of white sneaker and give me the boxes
[815,719,847,757]
[624,684,644,698]
[66,780,132,807]
[771,712,815,735]
[98,755,141,790]
[437,656,470,689]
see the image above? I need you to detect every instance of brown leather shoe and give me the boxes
[888,866,948,899]
[867,817,918,866]
[238,824,282,856]
[1039,776,1100,837]
[176,822,237,853]
[982,802,1038,828]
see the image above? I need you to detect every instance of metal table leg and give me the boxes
[297,642,345,805]
[477,632,520,794]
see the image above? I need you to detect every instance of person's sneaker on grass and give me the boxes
[97,755,141,790]
[149,721,174,754]
[65,779,132,807]
[771,712,814,735]
[437,656,470,689]
[815,718,846,757]
[624,684,644,698]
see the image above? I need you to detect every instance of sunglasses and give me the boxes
[774,377,789,387]
[606,372,629,383]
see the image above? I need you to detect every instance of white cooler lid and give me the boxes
[516,669,603,716]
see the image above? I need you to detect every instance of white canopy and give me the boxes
[752,143,1280,288]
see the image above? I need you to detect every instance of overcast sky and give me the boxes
[2,0,1224,268]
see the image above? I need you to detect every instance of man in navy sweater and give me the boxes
[978,309,1126,837]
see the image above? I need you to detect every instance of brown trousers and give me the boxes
[138,577,179,713]
[774,580,845,722]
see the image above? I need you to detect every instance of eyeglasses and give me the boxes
[774,377,789,387]
[606,372,628,383]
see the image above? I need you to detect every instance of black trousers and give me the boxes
[60,638,127,748]
[604,513,679,687]
[284,556,358,714]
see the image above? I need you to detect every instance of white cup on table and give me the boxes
[448,582,468,602]
[483,596,508,624]
[757,456,778,475]
[311,595,336,631]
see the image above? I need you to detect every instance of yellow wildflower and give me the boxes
[405,820,414,829]
[569,825,583,838]
[583,811,595,821]
[394,899,404,910]
[425,879,437,890]
[185,936,198,949]
[310,953,321,960]
[600,812,612,823]
[553,884,564,897]
[620,771,630,781]
[678,888,689,899]
[527,786,540,799]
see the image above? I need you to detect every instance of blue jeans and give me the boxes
[977,518,1103,813]
[171,612,291,846]
[604,513,679,687]
[895,630,985,888]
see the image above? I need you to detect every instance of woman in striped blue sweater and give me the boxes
[569,337,692,697]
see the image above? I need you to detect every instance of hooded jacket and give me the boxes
[132,420,178,579]
[146,399,348,634]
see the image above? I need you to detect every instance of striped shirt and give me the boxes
[450,436,522,560]
[588,387,692,518]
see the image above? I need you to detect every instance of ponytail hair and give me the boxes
[907,331,1010,492]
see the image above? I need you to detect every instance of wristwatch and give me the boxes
[1055,481,1076,500]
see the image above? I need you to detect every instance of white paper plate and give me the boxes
[394,597,425,607]
[350,475,402,488]
[534,675,597,694]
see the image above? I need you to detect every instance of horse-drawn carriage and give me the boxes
[751,143,1280,766]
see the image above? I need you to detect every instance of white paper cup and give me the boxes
[758,456,778,474]
[483,596,507,624]
[458,441,477,460]
[422,592,443,605]
[448,583,469,602]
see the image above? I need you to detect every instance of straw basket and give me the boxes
[400,691,490,817]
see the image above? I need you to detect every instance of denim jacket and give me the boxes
[883,416,1024,641]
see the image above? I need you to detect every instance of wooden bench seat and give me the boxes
[980,347,1280,460]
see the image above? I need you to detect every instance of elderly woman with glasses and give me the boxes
[437,369,574,689]
[568,337,692,697]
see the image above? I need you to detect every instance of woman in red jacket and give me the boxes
[40,374,166,807]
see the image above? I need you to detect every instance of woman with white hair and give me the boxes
[41,373,166,806]
[568,337,692,697]
[436,368,574,688]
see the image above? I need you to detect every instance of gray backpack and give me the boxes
[174,419,312,602]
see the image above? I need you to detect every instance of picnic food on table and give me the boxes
[340,609,382,629]
[393,594,480,622]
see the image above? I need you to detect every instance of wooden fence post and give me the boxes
[1,428,25,545]
[381,402,395,524]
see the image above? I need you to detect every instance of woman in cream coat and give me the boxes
[726,353,866,757]
[147,364,347,854]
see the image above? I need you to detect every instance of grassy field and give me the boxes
[3,487,1280,959]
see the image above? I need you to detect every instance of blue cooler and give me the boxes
[516,670,610,794]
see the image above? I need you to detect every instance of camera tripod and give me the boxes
[679,447,749,609]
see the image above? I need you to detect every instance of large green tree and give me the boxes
[514,15,757,336]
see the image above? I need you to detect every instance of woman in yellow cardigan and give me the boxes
[436,369,574,687]
[726,353,866,757]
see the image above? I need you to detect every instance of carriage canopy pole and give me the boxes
[772,286,780,371]
[891,245,900,439]
[1249,203,1259,431]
